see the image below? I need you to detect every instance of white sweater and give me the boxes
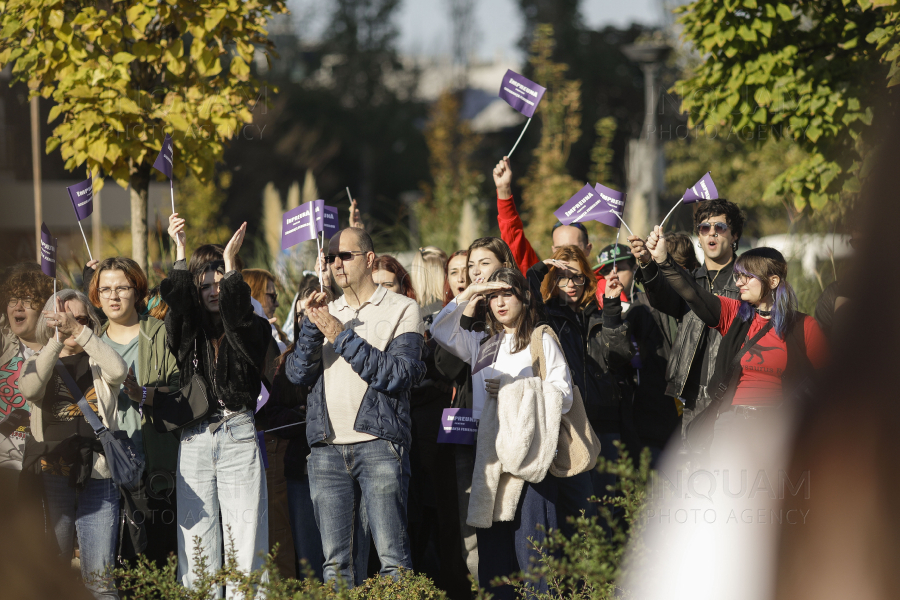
[430,297,573,420]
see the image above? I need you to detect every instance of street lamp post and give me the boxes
[622,41,671,237]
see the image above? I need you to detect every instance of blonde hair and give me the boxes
[410,250,447,308]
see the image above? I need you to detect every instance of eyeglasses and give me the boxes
[7,297,37,310]
[73,315,91,326]
[732,272,755,285]
[325,251,365,264]
[697,222,729,236]
[97,286,135,299]
[556,274,587,288]
[266,292,278,303]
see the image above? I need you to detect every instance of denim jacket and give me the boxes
[285,315,426,450]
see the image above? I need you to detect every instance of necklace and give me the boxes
[756,308,772,317]
[707,257,734,293]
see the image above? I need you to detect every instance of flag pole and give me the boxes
[170,178,175,214]
[659,198,683,230]
[611,211,635,237]
[77,220,93,262]
[507,117,531,159]
[614,227,620,274]
[346,187,352,203]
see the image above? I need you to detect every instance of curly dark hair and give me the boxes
[1,266,55,317]
[694,198,745,243]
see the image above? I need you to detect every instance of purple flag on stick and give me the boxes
[682,172,718,203]
[152,134,174,180]
[281,200,319,250]
[40,223,57,278]
[498,70,547,118]
[554,184,609,226]
[437,408,477,445]
[66,176,94,221]
[323,205,339,238]
[593,183,627,228]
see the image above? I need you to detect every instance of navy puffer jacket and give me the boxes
[286,316,426,450]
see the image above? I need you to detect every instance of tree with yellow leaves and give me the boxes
[0,0,287,269]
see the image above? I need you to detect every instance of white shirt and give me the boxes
[431,298,573,421]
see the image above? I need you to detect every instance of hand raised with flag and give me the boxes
[645,226,668,264]
[628,235,651,266]
[349,199,365,231]
[493,157,513,198]
[167,213,186,261]
[223,223,247,274]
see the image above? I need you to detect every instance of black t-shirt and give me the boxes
[41,352,97,476]
[683,261,734,405]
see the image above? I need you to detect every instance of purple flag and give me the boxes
[498,70,546,118]
[281,200,319,250]
[152,133,174,180]
[40,223,57,278]
[554,184,608,226]
[682,172,718,203]
[437,408,477,445]
[593,183,627,228]
[323,205,339,238]
[66,176,94,221]
[472,334,503,375]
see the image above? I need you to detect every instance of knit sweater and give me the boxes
[19,325,128,478]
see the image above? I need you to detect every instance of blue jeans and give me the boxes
[475,476,559,600]
[286,475,325,581]
[307,439,411,586]
[43,474,120,600]
[176,411,268,597]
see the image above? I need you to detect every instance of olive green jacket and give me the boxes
[101,315,180,492]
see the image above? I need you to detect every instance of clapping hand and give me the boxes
[307,306,344,344]
[223,222,247,273]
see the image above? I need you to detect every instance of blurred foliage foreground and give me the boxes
[98,445,653,600]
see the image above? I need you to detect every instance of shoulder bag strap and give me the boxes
[54,360,106,434]
[714,321,774,400]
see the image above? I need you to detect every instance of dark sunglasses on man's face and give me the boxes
[697,222,729,236]
[324,251,365,264]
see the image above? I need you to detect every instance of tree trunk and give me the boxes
[129,163,151,272]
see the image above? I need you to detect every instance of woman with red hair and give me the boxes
[373,255,416,300]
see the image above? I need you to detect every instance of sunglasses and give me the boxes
[598,262,634,276]
[697,222,729,236]
[324,251,365,264]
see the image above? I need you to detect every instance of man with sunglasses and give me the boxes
[286,227,427,586]
[628,198,745,445]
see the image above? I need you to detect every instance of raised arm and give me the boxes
[628,235,691,318]
[19,340,64,406]
[430,282,506,364]
[494,157,540,274]
[645,226,721,327]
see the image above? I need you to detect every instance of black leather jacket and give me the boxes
[638,257,740,406]
[527,262,633,433]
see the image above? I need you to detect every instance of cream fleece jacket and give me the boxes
[19,325,128,478]
[467,374,563,528]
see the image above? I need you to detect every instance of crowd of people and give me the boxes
[0,155,837,600]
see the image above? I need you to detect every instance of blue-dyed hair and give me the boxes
[734,247,798,338]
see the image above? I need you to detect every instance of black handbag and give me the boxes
[684,321,773,453]
[55,361,145,492]
[151,340,212,433]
